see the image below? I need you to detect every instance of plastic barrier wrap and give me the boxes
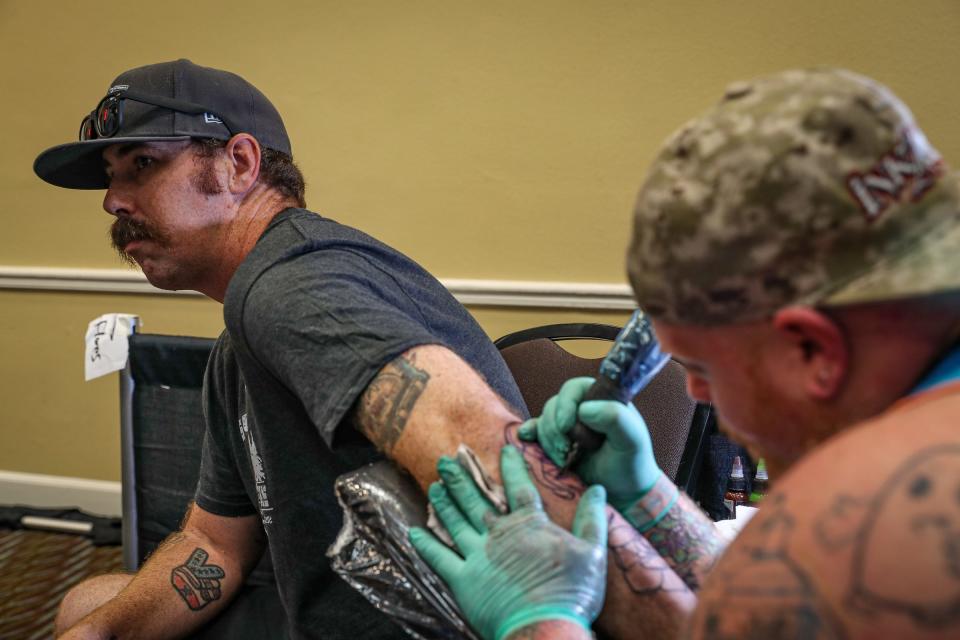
[327,461,481,640]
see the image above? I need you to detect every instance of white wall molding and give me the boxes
[0,266,198,296]
[440,278,635,309]
[0,266,636,310]
[0,470,122,517]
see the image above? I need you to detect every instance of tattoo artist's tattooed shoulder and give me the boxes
[356,351,430,454]
[815,444,960,629]
[694,496,848,639]
[170,548,225,611]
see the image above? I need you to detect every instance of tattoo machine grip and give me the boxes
[562,308,670,470]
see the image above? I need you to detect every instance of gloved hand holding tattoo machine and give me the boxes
[518,309,680,531]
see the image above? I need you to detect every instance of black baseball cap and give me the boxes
[34,59,292,189]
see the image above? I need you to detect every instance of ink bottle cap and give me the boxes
[754,458,768,481]
[749,457,769,505]
[727,455,746,492]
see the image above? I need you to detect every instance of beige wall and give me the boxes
[2,0,959,481]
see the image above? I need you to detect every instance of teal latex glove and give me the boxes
[409,445,608,640]
[518,376,663,514]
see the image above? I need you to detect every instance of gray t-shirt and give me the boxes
[196,208,527,639]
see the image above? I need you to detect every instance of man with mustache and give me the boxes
[35,60,694,640]
[411,69,960,639]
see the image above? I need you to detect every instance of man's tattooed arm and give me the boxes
[353,346,696,639]
[59,506,264,638]
[640,491,725,590]
[170,548,226,611]
[354,350,430,455]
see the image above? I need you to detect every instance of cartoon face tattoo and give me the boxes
[701,496,848,640]
[848,446,960,627]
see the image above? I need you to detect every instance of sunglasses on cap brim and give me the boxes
[78,88,239,141]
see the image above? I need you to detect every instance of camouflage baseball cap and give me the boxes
[627,68,960,325]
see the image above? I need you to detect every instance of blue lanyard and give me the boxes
[911,343,960,394]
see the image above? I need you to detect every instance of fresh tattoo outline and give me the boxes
[505,426,582,501]
[506,426,691,598]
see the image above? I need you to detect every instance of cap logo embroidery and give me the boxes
[203,113,222,124]
[846,132,942,221]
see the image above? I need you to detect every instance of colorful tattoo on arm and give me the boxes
[609,513,693,596]
[642,492,724,591]
[170,548,225,611]
[355,351,430,454]
[622,473,680,533]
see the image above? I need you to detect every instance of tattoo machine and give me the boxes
[562,308,671,471]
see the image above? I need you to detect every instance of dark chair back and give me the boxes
[119,333,274,585]
[495,323,713,494]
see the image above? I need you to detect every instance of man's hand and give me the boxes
[519,377,663,515]
[409,445,607,640]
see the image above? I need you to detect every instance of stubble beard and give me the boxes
[191,154,224,197]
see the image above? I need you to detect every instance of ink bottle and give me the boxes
[723,455,748,519]
[749,458,769,506]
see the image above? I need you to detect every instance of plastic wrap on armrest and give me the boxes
[327,461,480,640]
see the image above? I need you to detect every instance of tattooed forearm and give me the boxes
[609,513,693,596]
[616,474,722,590]
[643,492,724,590]
[355,351,430,453]
[170,548,225,611]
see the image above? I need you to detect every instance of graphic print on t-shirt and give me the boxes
[238,412,274,525]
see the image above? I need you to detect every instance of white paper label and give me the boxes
[84,314,139,381]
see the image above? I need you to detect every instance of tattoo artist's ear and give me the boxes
[771,306,848,400]
[224,133,262,195]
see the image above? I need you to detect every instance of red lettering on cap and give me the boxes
[846,132,942,222]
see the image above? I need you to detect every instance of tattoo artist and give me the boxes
[412,69,960,639]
